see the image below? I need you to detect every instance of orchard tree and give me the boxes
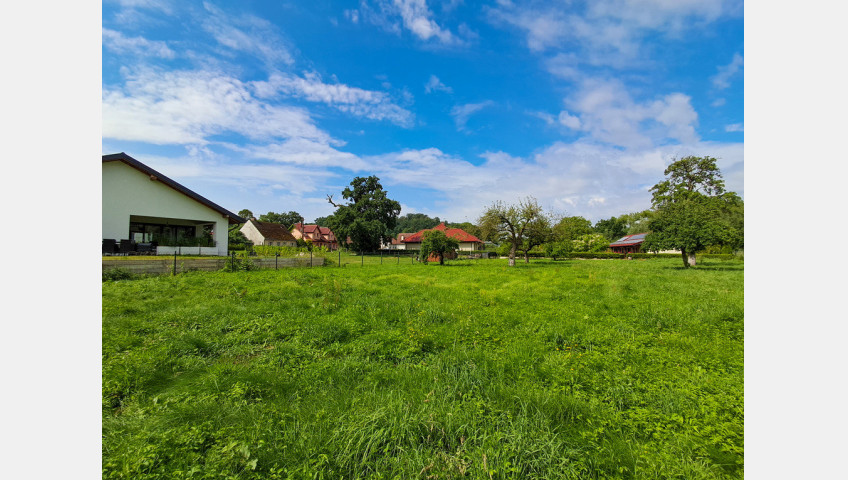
[420,230,459,265]
[516,214,552,263]
[258,211,303,228]
[326,176,401,253]
[642,156,743,267]
[571,233,610,253]
[478,197,545,267]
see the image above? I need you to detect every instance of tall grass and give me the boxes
[103,258,743,479]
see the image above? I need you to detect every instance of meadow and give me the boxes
[102,257,743,479]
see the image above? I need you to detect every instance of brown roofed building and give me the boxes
[291,223,340,251]
[240,219,298,247]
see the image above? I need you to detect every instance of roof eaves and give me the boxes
[103,152,246,224]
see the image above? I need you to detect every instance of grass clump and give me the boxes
[103,258,743,478]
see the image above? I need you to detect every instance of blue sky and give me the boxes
[102,0,743,224]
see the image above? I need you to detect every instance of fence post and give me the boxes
[397,251,399,264]
[173,250,177,276]
[380,250,383,265]
[338,249,341,267]
[361,253,364,266]
[310,250,313,268]
[275,252,278,270]
[231,251,235,271]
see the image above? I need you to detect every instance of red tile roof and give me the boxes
[292,223,338,243]
[402,223,483,244]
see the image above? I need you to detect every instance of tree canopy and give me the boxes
[642,156,743,267]
[325,176,401,253]
[237,209,254,220]
[258,211,303,228]
[553,216,593,242]
[420,230,459,265]
[478,197,546,267]
[390,213,441,236]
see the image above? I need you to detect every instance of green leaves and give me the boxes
[326,176,401,253]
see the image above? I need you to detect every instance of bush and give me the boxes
[102,268,136,281]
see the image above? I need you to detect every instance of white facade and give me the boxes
[240,221,296,247]
[103,159,236,256]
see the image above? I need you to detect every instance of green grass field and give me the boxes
[102,257,743,479]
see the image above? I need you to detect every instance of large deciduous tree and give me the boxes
[237,209,254,220]
[553,216,593,242]
[325,176,401,253]
[478,197,545,267]
[420,230,459,265]
[642,156,743,267]
[391,213,441,236]
[258,211,303,228]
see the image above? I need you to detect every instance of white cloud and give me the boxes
[712,98,727,107]
[450,101,494,131]
[355,0,466,45]
[102,69,335,145]
[558,111,582,130]
[712,52,744,89]
[563,79,699,148]
[725,123,743,132]
[344,9,360,23]
[251,71,414,127]
[425,75,453,94]
[102,28,175,58]
[488,0,740,68]
[200,2,295,66]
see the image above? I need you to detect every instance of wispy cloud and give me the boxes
[488,0,740,68]
[102,28,175,58]
[424,75,453,94]
[711,53,743,89]
[251,71,415,127]
[725,123,743,132]
[200,2,295,66]
[450,101,494,131]
[354,0,467,46]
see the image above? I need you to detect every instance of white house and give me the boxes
[102,152,245,256]
[240,219,298,247]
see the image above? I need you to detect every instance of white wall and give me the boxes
[102,162,233,255]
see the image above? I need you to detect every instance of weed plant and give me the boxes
[103,258,743,479]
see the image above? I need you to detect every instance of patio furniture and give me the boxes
[102,239,117,255]
[119,239,134,255]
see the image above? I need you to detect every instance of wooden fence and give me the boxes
[102,256,325,275]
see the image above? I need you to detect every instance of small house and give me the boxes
[102,152,244,256]
[241,219,298,247]
[608,233,648,254]
[291,223,339,250]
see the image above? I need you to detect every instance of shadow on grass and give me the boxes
[660,263,744,271]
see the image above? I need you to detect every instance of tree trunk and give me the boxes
[688,252,697,267]
[681,249,689,268]
[439,253,444,265]
[508,244,516,267]
[525,251,530,263]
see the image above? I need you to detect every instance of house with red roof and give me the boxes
[382,232,415,250]
[291,223,340,251]
[402,223,484,251]
[608,233,648,254]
